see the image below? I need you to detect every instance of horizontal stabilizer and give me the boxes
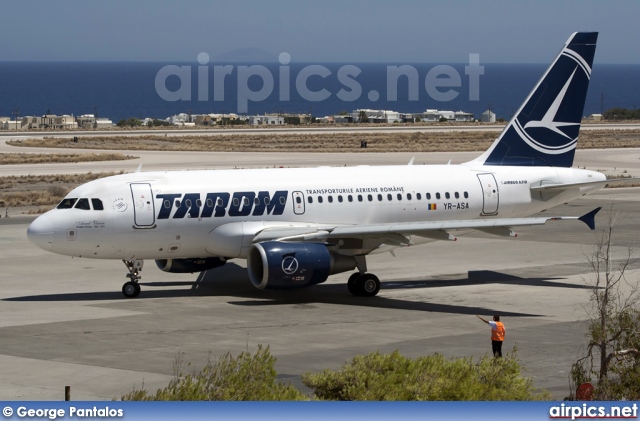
[530,177,640,192]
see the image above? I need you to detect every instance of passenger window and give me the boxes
[455,192,459,199]
[196,199,202,207]
[338,195,343,203]
[368,194,373,202]
[387,194,392,201]
[233,198,239,206]
[74,198,90,210]
[175,200,181,208]
[407,193,412,200]
[243,197,249,206]
[436,193,441,200]
[216,198,223,207]
[445,192,450,199]
[296,197,302,204]
[186,199,192,208]
[279,197,285,205]
[91,198,104,210]
[416,193,422,200]
[464,192,469,199]
[207,199,213,207]
[328,196,333,203]
[57,198,77,209]
[264,197,270,205]
[164,200,171,209]
[397,193,402,201]
[426,193,431,200]
[308,196,313,204]
[358,195,363,202]
[254,198,260,205]
[377,194,383,201]
[348,195,353,202]
[318,196,323,203]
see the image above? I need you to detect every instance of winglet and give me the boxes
[579,207,601,230]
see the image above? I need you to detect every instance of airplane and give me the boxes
[28,32,615,298]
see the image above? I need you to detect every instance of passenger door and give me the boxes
[130,183,156,227]
[477,173,499,215]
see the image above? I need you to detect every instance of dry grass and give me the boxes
[0,172,123,209]
[7,131,500,152]
[0,152,137,165]
[7,129,640,153]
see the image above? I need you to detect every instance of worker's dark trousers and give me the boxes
[492,340,503,357]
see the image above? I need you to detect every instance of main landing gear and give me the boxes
[347,256,381,297]
[347,272,381,297]
[122,259,143,298]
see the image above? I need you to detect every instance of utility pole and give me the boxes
[12,108,19,131]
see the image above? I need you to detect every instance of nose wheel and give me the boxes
[122,259,143,298]
[122,281,141,298]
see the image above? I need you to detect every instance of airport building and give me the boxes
[1,114,81,130]
[418,109,474,122]
[480,109,496,123]
[77,114,113,129]
[248,114,284,125]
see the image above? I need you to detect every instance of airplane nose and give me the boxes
[27,214,54,251]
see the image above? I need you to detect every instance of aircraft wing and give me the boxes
[252,208,601,246]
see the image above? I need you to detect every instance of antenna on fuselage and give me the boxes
[407,157,414,166]
[135,164,142,173]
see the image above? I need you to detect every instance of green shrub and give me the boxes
[302,348,550,401]
[121,345,306,401]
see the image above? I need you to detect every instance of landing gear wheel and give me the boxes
[122,281,141,298]
[347,273,361,295]
[122,259,143,298]
[357,273,380,297]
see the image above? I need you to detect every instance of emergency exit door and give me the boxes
[292,191,305,215]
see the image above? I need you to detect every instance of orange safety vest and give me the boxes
[491,321,505,341]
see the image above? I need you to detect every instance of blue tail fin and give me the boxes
[474,32,598,167]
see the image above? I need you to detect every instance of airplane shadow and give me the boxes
[4,264,592,317]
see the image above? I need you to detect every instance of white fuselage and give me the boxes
[28,163,605,261]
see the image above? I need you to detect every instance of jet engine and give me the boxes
[247,241,356,290]
[155,257,227,273]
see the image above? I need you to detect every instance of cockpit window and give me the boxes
[57,198,77,209]
[74,198,91,210]
[91,198,104,210]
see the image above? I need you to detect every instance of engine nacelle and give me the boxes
[247,241,356,290]
[155,257,226,273]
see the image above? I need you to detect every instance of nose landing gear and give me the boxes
[122,259,143,298]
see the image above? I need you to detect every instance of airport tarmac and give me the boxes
[1,187,640,400]
[2,145,640,178]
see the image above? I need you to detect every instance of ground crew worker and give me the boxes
[476,315,505,357]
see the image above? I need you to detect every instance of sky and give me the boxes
[0,0,639,63]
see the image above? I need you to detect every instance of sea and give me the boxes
[0,61,638,123]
